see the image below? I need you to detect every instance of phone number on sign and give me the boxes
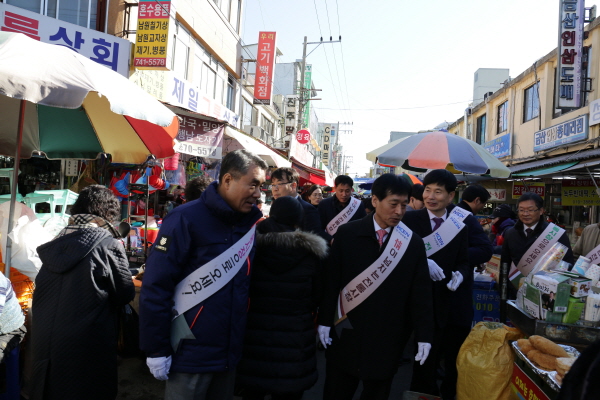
[177,142,217,157]
[134,58,166,67]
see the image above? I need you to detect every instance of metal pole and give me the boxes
[5,100,26,278]
[297,36,308,134]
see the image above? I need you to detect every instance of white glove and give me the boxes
[415,342,431,365]
[427,259,445,281]
[318,325,332,348]
[146,356,172,380]
[447,271,464,291]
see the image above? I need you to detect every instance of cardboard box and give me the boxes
[569,276,592,297]
[486,254,500,282]
[563,297,585,324]
[524,284,542,319]
[531,272,570,313]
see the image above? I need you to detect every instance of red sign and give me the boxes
[253,31,277,105]
[296,129,311,144]
[510,363,551,400]
[512,182,545,199]
[562,178,596,187]
[488,189,506,202]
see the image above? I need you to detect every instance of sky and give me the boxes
[242,0,593,177]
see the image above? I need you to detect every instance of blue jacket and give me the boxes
[139,182,262,373]
[318,196,366,242]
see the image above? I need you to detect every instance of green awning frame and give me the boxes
[511,161,579,177]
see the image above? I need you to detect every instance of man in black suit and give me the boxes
[270,167,323,236]
[318,175,367,244]
[317,174,434,400]
[401,169,470,398]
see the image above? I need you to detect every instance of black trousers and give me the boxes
[440,324,471,400]
[410,326,444,396]
[323,362,394,400]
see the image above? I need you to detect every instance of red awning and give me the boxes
[291,157,327,186]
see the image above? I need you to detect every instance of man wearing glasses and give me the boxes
[500,192,573,296]
[270,167,323,236]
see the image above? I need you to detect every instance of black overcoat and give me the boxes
[31,228,135,400]
[317,214,434,380]
[318,196,366,242]
[402,206,470,329]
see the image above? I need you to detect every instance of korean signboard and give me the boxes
[0,3,131,77]
[556,0,584,109]
[511,363,551,400]
[285,95,298,138]
[322,124,331,166]
[134,0,171,70]
[512,182,545,199]
[533,114,588,152]
[302,65,312,127]
[589,98,600,126]
[483,134,511,158]
[487,189,507,202]
[296,129,311,144]
[561,179,600,206]
[174,115,224,159]
[253,31,276,105]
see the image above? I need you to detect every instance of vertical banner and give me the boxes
[302,64,312,127]
[322,124,331,166]
[556,0,584,109]
[134,0,171,70]
[253,31,277,105]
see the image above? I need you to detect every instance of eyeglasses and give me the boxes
[270,182,291,190]
[517,208,540,215]
[311,193,323,197]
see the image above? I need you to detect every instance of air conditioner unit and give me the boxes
[484,91,494,103]
[465,107,472,116]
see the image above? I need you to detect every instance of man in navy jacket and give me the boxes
[139,150,267,399]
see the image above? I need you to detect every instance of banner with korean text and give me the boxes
[302,64,312,127]
[322,124,332,166]
[253,31,276,105]
[512,182,545,199]
[556,0,584,109]
[174,115,224,159]
[134,0,171,70]
[0,3,131,76]
[562,179,600,206]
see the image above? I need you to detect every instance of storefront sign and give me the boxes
[253,31,276,105]
[483,134,511,158]
[533,114,588,152]
[296,129,311,144]
[555,0,585,109]
[488,189,507,202]
[512,182,545,199]
[561,179,600,206]
[0,3,131,77]
[511,363,551,400]
[285,95,298,138]
[590,98,600,127]
[134,0,171,70]
[322,124,332,167]
[174,115,223,159]
[302,64,312,127]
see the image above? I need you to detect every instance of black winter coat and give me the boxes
[31,228,135,400]
[236,229,328,394]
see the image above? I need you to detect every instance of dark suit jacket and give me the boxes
[318,215,434,379]
[402,206,470,329]
[453,202,494,327]
[297,196,328,240]
[318,196,366,242]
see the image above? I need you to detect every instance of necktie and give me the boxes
[526,228,533,238]
[376,229,387,247]
[432,217,444,232]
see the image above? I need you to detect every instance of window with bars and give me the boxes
[6,0,98,29]
[497,101,508,134]
[523,83,540,122]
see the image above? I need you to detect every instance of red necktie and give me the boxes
[376,229,387,247]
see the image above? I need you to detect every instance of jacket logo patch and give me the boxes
[155,235,171,253]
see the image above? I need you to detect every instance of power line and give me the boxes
[334,0,353,121]
[255,0,267,30]
[314,98,483,111]
[323,0,350,121]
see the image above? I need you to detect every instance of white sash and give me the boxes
[326,197,362,236]
[172,225,257,317]
[336,222,413,321]
[422,207,470,257]
[585,243,600,263]
[508,223,565,285]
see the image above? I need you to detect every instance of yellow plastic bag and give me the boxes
[456,322,523,400]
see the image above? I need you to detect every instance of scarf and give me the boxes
[55,214,120,239]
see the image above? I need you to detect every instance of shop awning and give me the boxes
[291,157,327,186]
[562,158,600,172]
[224,127,291,168]
[509,147,600,174]
[511,161,579,177]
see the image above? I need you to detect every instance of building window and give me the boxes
[497,101,508,134]
[172,23,190,79]
[242,99,254,127]
[7,0,98,29]
[476,114,486,145]
[226,75,235,111]
[261,116,274,136]
[523,83,540,122]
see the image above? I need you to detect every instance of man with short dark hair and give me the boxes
[184,175,213,202]
[406,184,425,211]
[501,192,573,291]
[318,175,367,243]
[401,169,470,397]
[270,167,322,236]
[140,149,268,399]
[317,174,434,400]
[459,184,491,215]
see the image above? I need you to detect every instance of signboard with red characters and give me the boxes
[253,31,277,105]
[296,129,311,144]
[512,182,545,199]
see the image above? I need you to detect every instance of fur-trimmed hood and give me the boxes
[256,230,328,260]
